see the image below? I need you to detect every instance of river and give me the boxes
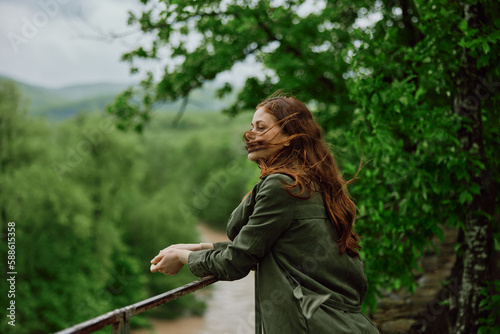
[133,223,255,334]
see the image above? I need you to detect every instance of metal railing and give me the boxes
[56,275,218,334]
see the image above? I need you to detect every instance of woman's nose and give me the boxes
[244,130,256,141]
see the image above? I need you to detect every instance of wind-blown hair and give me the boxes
[244,94,361,257]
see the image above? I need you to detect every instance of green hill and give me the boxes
[0,75,240,121]
[0,75,130,119]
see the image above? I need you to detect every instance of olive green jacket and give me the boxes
[188,174,379,333]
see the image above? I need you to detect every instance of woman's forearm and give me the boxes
[178,249,191,264]
[200,243,214,250]
[178,243,214,265]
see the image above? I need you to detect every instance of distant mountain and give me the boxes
[49,82,133,101]
[0,75,130,120]
[0,75,239,121]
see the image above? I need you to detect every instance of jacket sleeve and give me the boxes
[213,241,231,251]
[188,175,295,280]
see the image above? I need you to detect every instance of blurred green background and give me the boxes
[1,0,500,333]
[0,77,260,333]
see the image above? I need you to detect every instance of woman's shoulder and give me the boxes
[258,173,295,192]
[260,172,295,184]
[251,173,297,207]
[259,173,316,199]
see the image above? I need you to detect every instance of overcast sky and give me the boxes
[0,0,144,87]
[0,0,378,89]
[0,0,261,90]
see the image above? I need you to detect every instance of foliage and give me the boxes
[111,0,369,126]
[0,79,257,332]
[478,280,500,334]
[114,1,500,327]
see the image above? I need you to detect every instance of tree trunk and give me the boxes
[452,3,496,333]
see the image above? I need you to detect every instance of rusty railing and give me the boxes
[55,275,218,334]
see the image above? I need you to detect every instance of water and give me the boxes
[133,223,255,334]
[195,223,255,334]
[197,272,255,334]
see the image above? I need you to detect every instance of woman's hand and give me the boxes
[150,248,184,275]
[160,243,202,252]
[151,243,213,275]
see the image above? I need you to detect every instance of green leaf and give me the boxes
[458,19,468,32]
[482,42,490,54]
[434,226,444,241]
[459,191,473,204]
[469,183,481,195]
[399,96,409,106]
[393,279,401,290]
[415,87,426,101]
[422,203,432,213]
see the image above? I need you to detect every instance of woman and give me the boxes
[151,94,379,333]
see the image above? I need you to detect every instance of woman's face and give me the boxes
[246,107,289,162]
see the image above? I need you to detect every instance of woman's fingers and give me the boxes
[162,243,201,251]
[151,253,163,263]
[165,244,185,251]
[150,249,184,275]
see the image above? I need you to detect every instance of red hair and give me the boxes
[244,94,361,257]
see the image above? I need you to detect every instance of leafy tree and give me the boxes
[3,81,255,331]
[346,1,499,332]
[112,0,500,332]
[0,80,156,333]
